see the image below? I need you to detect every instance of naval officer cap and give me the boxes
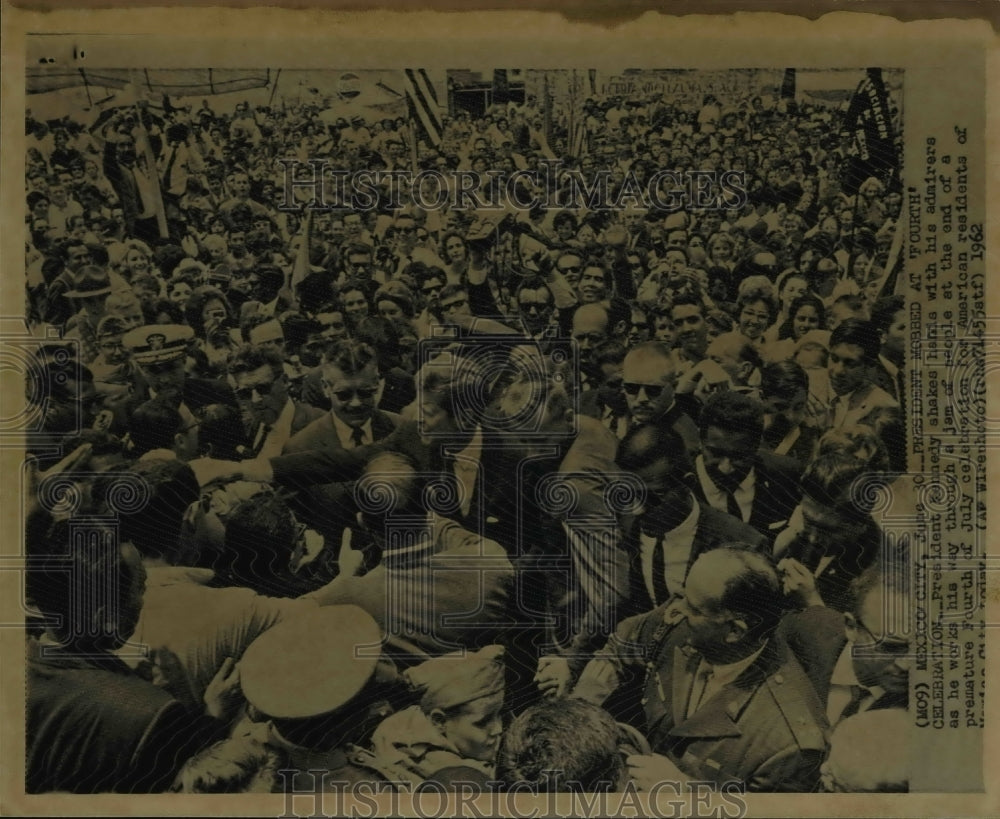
[122,324,194,365]
[239,605,383,720]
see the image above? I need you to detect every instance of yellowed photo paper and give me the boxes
[1,8,996,818]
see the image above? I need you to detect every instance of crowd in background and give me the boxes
[23,77,914,796]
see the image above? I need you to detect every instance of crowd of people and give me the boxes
[23,75,913,797]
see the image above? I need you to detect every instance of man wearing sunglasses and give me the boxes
[620,341,701,458]
[229,344,323,446]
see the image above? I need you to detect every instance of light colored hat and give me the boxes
[240,605,382,720]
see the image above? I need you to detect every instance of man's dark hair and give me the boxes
[129,399,183,456]
[699,390,765,442]
[669,290,705,316]
[617,424,693,488]
[254,265,286,303]
[321,337,379,375]
[228,343,284,378]
[829,318,881,363]
[495,699,625,793]
[107,458,201,565]
[219,493,298,594]
[514,276,553,303]
[194,402,247,460]
[760,359,809,400]
[801,452,877,521]
[352,316,401,373]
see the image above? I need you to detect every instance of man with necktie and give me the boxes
[570,546,828,792]
[690,390,802,543]
[617,424,768,617]
[778,564,910,730]
[281,338,399,572]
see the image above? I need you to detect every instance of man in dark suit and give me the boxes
[578,338,629,439]
[571,546,828,792]
[229,343,324,443]
[26,519,238,793]
[621,340,701,458]
[690,390,802,543]
[616,424,768,617]
[282,338,399,569]
[778,564,910,729]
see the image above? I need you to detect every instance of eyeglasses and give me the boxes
[234,381,277,401]
[623,382,666,398]
[396,226,415,235]
[519,302,552,314]
[329,386,378,403]
[422,285,444,296]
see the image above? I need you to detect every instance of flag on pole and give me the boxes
[493,69,510,106]
[402,68,443,148]
[569,118,589,159]
[840,68,898,196]
[780,68,796,100]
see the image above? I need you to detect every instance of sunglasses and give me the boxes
[519,302,552,314]
[422,285,444,296]
[623,382,666,398]
[234,381,277,401]
[396,226,416,234]
[329,386,378,403]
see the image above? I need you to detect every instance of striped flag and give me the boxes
[569,118,589,159]
[402,68,443,148]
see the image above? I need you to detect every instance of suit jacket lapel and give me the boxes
[671,645,701,727]
[669,638,779,740]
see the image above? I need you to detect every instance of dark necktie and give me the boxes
[350,426,365,448]
[723,489,743,521]
[650,531,669,606]
[840,684,873,721]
